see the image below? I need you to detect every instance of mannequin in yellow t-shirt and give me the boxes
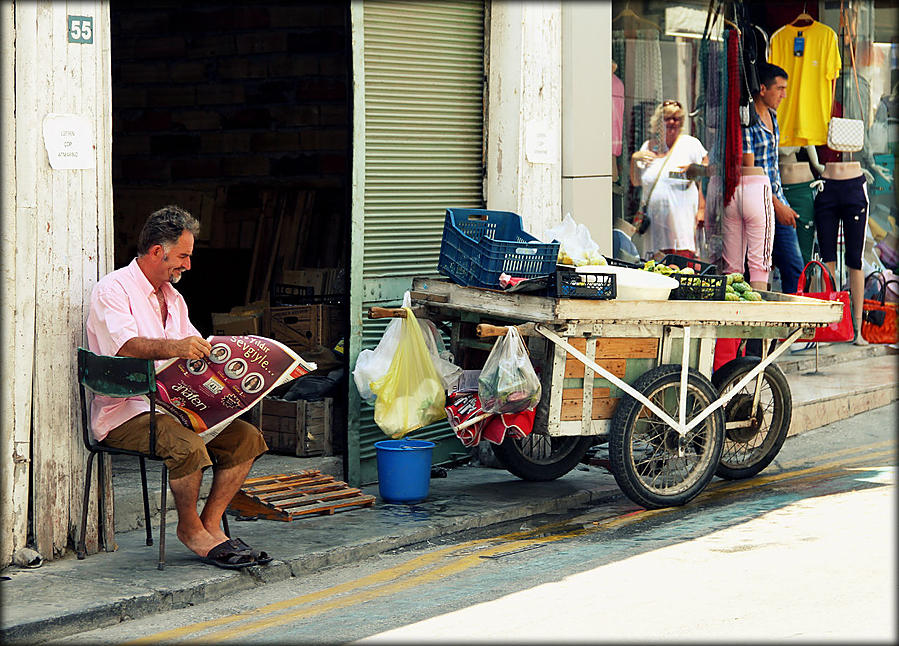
[769,19,841,147]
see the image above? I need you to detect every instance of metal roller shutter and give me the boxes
[354,0,485,485]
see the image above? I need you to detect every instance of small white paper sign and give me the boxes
[525,121,559,164]
[42,113,95,170]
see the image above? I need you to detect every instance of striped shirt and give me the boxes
[742,107,789,207]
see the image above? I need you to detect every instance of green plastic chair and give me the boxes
[76,347,230,570]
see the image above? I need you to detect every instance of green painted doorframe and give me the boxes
[346,0,486,486]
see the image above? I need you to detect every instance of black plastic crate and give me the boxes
[555,269,616,299]
[606,257,642,270]
[669,273,727,300]
[272,283,346,306]
[659,254,717,275]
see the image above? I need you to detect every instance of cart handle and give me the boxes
[476,322,537,338]
[369,307,407,319]
[368,305,432,320]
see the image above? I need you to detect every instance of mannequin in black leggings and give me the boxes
[814,160,869,345]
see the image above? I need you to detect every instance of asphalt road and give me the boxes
[53,403,897,644]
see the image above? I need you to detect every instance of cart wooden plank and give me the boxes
[411,278,843,328]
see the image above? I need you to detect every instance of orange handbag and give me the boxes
[861,273,899,344]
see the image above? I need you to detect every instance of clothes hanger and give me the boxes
[790,2,814,28]
[722,18,740,35]
[612,2,661,32]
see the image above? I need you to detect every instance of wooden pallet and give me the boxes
[227,470,375,521]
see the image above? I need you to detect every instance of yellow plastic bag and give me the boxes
[370,307,447,438]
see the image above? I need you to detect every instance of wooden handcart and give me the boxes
[372,277,844,509]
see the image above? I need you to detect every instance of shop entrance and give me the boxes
[109,2,352,457]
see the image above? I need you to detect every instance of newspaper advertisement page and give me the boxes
[153,335,317,441]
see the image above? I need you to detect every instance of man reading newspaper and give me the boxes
[86,206,281,569]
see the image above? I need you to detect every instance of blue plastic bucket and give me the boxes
[374,439,436,504]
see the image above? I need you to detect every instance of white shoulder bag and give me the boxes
[826,1,864,153]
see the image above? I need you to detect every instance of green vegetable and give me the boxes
[725,284,735,293]
[732,281,749,293]
[725,292,740,301]
[727,273,744,285]
[742,291,763,301]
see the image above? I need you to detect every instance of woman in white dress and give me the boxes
[630,100,709,259]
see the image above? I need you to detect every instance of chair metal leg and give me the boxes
[97,453,109,552]
[77,452,96,559]
[158,464,167,570]
[139,456,153,546]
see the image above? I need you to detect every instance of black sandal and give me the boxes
[200,540,257,569]
[228,537,273,565]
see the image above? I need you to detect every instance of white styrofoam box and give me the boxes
[577,265,678,301]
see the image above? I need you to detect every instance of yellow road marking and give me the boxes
[127,440,895,643]
[188,509,680,643]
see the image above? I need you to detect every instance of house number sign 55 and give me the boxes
[67,16,93,44]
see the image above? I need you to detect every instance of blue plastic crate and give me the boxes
[438,208,559,289]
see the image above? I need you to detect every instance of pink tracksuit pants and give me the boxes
[720,174,775,284]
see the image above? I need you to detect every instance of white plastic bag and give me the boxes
[545,212,606,267]
[352,292,462,402]
[477,327,541,414]
[353,317,402,403]
[420,318,463,392]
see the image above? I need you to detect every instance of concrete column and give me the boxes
[485,1,562,239]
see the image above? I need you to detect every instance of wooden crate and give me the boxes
[255,397,332,457]
[264,304,343,353]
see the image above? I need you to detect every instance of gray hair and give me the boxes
[136,205,200,255]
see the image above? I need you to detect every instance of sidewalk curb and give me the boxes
[2,481,624,645]
[790,383,898,437]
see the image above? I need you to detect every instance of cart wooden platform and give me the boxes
[397,277,843,509]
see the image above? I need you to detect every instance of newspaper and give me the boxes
[153,335,317,442]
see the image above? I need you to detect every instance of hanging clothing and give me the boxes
[769,20,841,147]
[724,29,743,206]
[612,72,625,156]
[614,28,663,224]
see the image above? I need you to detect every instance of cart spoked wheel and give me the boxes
[609,365,724,509]
[711,357,792,480]
[491,434,595,482]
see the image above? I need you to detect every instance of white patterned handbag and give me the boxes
[827,7,865,154]
[826,116,864,152]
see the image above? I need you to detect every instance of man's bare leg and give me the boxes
[199,458,254,543]
[169,468,221,557]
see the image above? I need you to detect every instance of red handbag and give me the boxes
[792,261,854,343]
[861,273,899,344]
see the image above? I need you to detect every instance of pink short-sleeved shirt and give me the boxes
[86,258,201,440]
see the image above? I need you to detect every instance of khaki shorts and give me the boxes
[102,413,268,481]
